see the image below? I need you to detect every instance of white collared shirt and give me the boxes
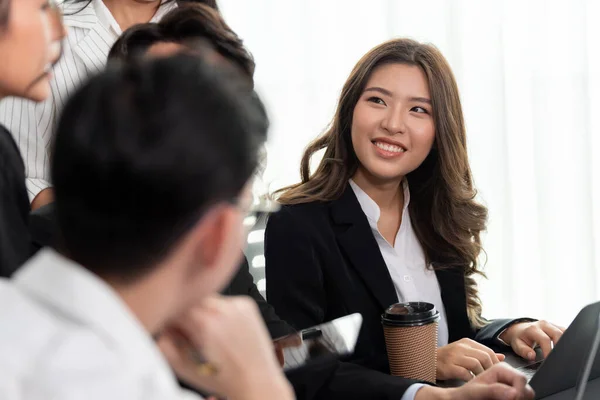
[0,0,177,200]
[0,249,201,400]
[349,179,449,347]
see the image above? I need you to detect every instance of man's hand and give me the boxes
[158,295,294,400]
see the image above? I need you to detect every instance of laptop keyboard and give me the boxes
[519,361,542,381]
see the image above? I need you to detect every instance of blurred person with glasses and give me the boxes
[0,52,295,399]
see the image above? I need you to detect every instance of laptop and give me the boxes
[574,311,600,400]
[507,301,600,398]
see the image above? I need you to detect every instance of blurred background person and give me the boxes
[0,0,64,276]
[0,0,219,211]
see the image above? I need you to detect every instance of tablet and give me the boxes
[273,313,363,371]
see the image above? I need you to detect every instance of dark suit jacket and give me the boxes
[265,184,523,375]
[0,125,34,278]
[223,256,295,339]
[28,202,418,399]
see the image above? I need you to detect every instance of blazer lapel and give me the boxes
[435,267,472,342]
[330,185,398,311]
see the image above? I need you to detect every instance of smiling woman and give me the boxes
[274,39,487,330]
[350,64,436,188]
[265,38,565,383]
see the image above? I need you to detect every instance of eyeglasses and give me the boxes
[232,195,281,233]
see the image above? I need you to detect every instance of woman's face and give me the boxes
[351,63,436,183]
[0,0,65,102]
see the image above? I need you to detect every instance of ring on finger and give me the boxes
[195,362,219,376]
[188,349,219,376]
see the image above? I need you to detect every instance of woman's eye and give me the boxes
[411,106,429,114]
[367,96,386,106]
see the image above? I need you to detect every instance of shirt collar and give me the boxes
[13,249,177,384]
[152,1,179,22]
[93,0,178,37]
[348,179,411,225]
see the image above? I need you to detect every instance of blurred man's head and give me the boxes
[51,55,268,319]
[108,4,254,85]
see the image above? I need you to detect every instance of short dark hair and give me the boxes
[51,55,268,282]
[108,4,254,80]
[107,22,164,61]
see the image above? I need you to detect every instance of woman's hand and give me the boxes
[417,362,535,400]
[499,320,565,361]
[158,294,294,400]
[437,338,505,381]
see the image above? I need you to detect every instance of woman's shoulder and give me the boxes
[277,200,331,217]
[267,200,333,235]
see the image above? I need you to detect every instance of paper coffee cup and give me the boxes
[381,302,440,382]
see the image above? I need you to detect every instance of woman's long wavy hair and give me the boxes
[276,38,488,328]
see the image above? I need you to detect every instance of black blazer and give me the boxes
[0,125,34,278]
[223,256,295,339]
[265,184,522,374]
[223,258,420,399]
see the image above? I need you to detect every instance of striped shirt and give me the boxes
[0,0,177,201]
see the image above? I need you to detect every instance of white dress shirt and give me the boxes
[0,0,176,200]
[0,249,201,400]
[349,179,450,347]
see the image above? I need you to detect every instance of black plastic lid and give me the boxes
[381,302,440,327]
